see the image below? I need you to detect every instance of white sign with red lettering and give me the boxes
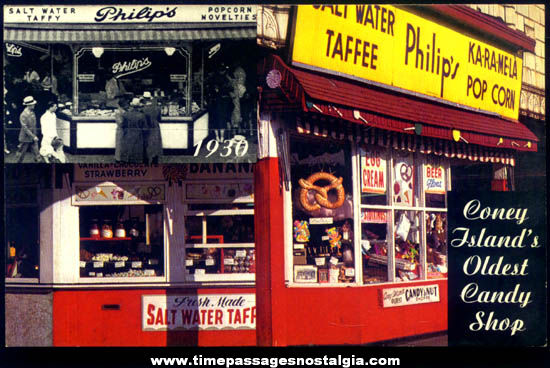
[360,149,387,194]
[423,164,446,194]
[142,294,256,331]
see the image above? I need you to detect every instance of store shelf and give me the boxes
[80,237,133,241]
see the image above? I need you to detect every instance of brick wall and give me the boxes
[467,4,545,119]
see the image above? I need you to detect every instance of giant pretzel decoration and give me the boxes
[299,172,345,212]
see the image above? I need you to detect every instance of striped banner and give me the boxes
[296,119,516,167]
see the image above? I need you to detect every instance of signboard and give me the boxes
[360,148,387,194]
[292,5,522,120]
[5,42,22,57]
[423,164,446,194]
[4,5,257,23]
[392,155,414,206]
[448,192,546,346]
[186,183,253,202]
[142,294,256,331]
[75,164,165,182]
[382,284,440,307]
[74,184,165,203]
[361,209,387,224]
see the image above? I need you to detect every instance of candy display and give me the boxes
[293,220,310,243]
[79,204,164,278]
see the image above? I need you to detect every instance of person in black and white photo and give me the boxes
[14,96,41,163]
[141,91,163,164]
[39,101,66,163]
[120,97,147,163]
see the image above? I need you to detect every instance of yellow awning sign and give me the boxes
[292,5,522,120]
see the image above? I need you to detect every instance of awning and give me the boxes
[4,23,255,42]
[262,55,538,154]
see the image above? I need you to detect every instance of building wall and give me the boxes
[5,291,53,346]
[467,4,545,119]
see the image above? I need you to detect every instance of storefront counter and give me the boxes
[70,112,208,153]
[52,287,257,347]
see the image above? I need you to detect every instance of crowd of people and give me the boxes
[4,67,163,164]
[4,69,68,163]
[113,92,163,164]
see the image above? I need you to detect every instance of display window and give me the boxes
[361,209,390,284]
[289,136,356,284]
[79,204,164,278]
[75,47,193,117]
[183,180,255,283]
[5,185,40,280]
[285,135,448,287]
[394,210,423,282]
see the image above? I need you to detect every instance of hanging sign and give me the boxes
[142,294,256,331]
[360,148,387,194]
[382,284,440,307]
[393,155,414,206]
[111,57,152,78]
[423,164,446,194]
[170,74,187,82]
[292,5,522,120]
[77,74,95,82]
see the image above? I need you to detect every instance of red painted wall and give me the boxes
[53,288,256,347]
[254,159,447,346]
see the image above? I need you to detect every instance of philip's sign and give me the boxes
[292,5,522,120]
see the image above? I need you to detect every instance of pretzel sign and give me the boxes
[299,172,345,212]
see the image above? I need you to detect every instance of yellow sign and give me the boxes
[292,5,522,120]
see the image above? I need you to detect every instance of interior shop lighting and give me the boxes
[92,47,104,58]
[164,47,176,56]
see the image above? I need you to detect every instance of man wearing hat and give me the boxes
[14,96,41,163]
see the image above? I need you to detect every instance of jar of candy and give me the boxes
[129,222,140,238]
[115,222,126,238]
[90,219,100,238]
[101,221,113,238]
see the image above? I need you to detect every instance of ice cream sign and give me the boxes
[423,164,446,194]
[142,294,256,331]
[361,149,386,194]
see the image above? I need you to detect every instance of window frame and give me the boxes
[4,184,41,284]
[73,181,168,284]
[182,178,255,284]
[283,134,449,287]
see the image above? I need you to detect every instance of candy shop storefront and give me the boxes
[5,163,257,346]
[253,5,538,346]
[3,4,257,158]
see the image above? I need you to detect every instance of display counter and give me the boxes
[70,112,207,152]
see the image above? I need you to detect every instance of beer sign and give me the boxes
[423,164,446,194]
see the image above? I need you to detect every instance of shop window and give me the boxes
[184,181,255,282]
[5,186,40,279]
[426,211,448,279]
[79,205,164,278]
[290,137,355,284]
[75,47,193,117]
[361,209,390,284]
[394,210,422,282]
